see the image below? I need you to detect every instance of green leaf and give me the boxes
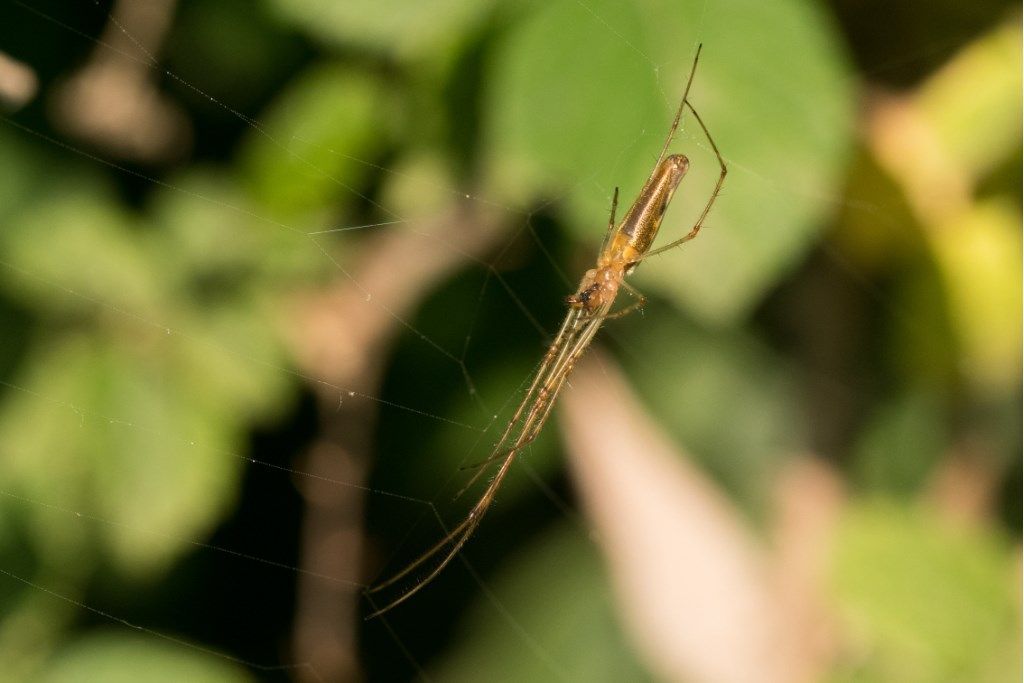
[152,169,325,285]
[0,574,80,683]
[830,499,1021,683]
[263,0,493,59]
[431,522,650,682]
[40,632,251,683]
[0,337,99,566]
[619,311,804,508]
[166,0,308,110]
[1,186,165,317]
[240,64,385,219]
[487,0,855,323]
[487,0,662,209]
[425,351,563,504]
[0,334,248,576]
[86,340,245,575]
[916,21,1022,178]
[0,129,46,226]
[852,390,949,495]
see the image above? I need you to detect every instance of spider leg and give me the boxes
[641,100,727,260]
[602,281,646,320]
[598,186,620,253]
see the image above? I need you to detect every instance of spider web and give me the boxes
[0,1,1015,682]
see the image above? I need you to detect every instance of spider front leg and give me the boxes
[598,186,620,254]
[640,101,727,261]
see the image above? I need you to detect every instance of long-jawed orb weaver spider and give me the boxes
[367,44,726,618]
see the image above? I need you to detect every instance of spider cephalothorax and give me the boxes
[567,265,624,312]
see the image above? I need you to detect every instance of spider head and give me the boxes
[567,283,601,309]
[567,266,621,312]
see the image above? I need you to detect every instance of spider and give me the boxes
[367,44,726,618]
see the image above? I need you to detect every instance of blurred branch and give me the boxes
[770,457,846,681]
[560,354,843,683]
[49,0,191,163]
[285,202,505,682]
[924,439,1003,526]
[0,51,37,111]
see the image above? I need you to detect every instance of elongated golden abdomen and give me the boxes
[614,153,689,262]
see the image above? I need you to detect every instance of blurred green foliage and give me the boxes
[431,523,650,682]
[0,0,1019,681]
[40,633,251,683]
[487,0,854,323]
[831,500,1020,683]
